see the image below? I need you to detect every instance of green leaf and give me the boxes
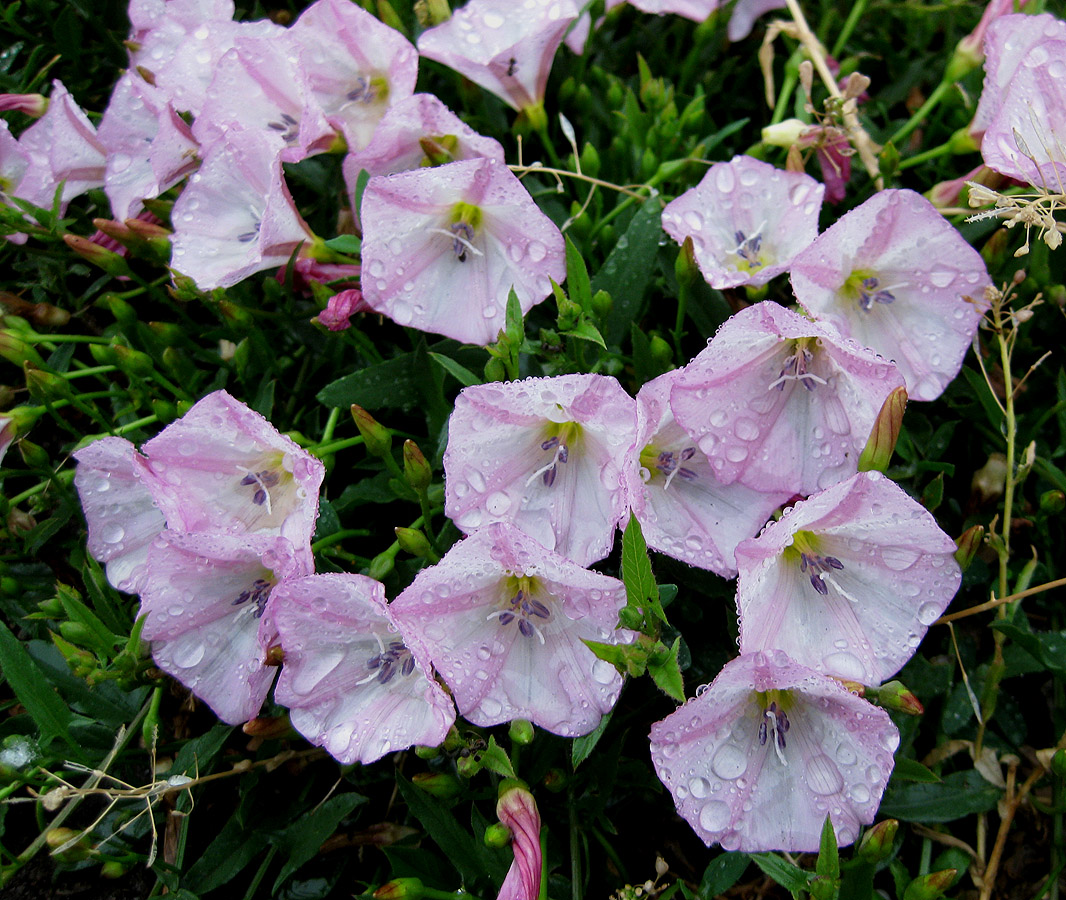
[750,852,812,893]
[564,235,592,309]
[505,287,523,347]
[879,769,1000,823]
[621,513,666,625]
[697,853,749,899]
[595,196,663,346]
[961,367,1003,429]
[396,776,508,885]
[990,622,1066,676]
[565,319,607,349]
[0,619,75,752]
[172,723,234,776]
[317,352,422,409]
[429,352,483,387]
[273,793,367,891]
[648,636,685,702]
[323,234,362,255]
[816,814,840,882]
[185,807,269,891]
[583,639,648,676]
[891,757,942,783]
[475,736,516,780]
[572,708,613,769]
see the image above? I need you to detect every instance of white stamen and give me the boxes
[766,371,828,391]
[764,709,788,766]
[524,442,566,487]
[822,574,861,604]
[426,227,485,258]
[236,465,274,516]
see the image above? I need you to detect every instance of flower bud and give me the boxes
[395,527,433,559]
[1051,748,1066,779]
[414,744,440,760]
[374,877,425,900]
[858,386,907,473]
[648,335,672,370]
[367,551,395,581]
[1040,490,1065,514]
[675,235,702,291]
[419,135,458,167]
[403,440,432,492]
[762,118,808,148]
[351,404,393,458]
[0,331,46,368]
[809,874,839,900]
[111,344,156,378]
[414,0,450,27]
[411,772,463,800]
[579,142,601,179]
[0,93,48,116]
[903,870,957,900]
[508,719,535,746]
[484,822,512,848]
[24,363,74,403]
[953,524,985,571]
[100,860,129,879]
[872,680,924,716]
[45,828,94,861]
[857,819,898,863]
[63,234,132,277]
[591,289,612,321]
[17,438,49,469]
[242,715,294,740]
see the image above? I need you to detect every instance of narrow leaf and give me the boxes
[0,619,75,750]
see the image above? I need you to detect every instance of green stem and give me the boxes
[888,78,954,149]
[242,846,278,900]
[113,415,158,436]
[535,124,564,170]
[321,406,341,445]
[6,480,50,507]
[64,366,119,381]
[311,529,372,553]
[569,782,581,900]
[897,140,956,170]
[770,49,803,126]
[311,435,365,457]
[831,0,868,57]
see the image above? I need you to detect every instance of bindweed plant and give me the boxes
[1,0,1065,898]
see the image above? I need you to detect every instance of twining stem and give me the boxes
[830,0,869,57]
[783,0,883,187]
[889,79,954,149]
[936,576,1066,624]
[508,163,650,201]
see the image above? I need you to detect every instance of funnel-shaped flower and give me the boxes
[134,390,324,570]
[360,157,565,345]
[649,650,898,852]
[790,189,991,401]
[735,470,961,685]
[662,156,823,289]
[496,784,542,900]
[169,127,314,289]
[193,34,335,163]
[98,73,199,221]
[390,523,633,736]
[139,531,309,724]
[73,437,166,594]
[289,0,418,151]
[627,370,789,577]
[670,302,904,497]
[272,574,455,764]
[445,374,636,566]
[417,0,578,116]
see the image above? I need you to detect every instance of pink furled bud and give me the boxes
[949,0,1016,80]
[0,93,47,117]
[857,386,908,473]
[496,783,541,900]
[316,289,368,331]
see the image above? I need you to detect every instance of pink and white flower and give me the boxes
[169,127,315,289]
[359,157,565,345]
[735,470,961,685]
[289,0,418,152]
[73,436,167,594]
[496,783,542,900]
[139,531,310,724]
[627,369,789,577]
[133,390,324,571]
[649,650,898,852]
[790,189,992,401]
[662,155,824,289]
[272,574,455,764]
[444,374,636,566]
[417,0,579,116]
[669,302,904,497]
[390,523,634,737]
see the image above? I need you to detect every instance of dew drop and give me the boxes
[804,754,844,796]
[171,640,205,669]
[698,800,731,832]
[528,240,547,262]
[711,744,747,780]
[101,524,125,544]
[486,491,511,515]
[592,659,617,684]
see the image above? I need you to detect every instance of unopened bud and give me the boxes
[579,142,601,179]
[414,744,440,760]
[63,234,132,277]
[367,551,395,581]
[484,822,512,848]
[508,719,534,746]
[903,869,957,900]
[1040,490,1065,514]
[414,0,450,27]
[111,344,155,377]
[0,331,46,368]
[873,680,924,716]
[351,404,393,458]
[411,772,462,799]
[0,93,48,116]
[590,289,612,321]
[857,819,898,863]
[45,827,93,861]
[242,715,293,740]
[675,236,702,290]
[648,335,672,370]
[403,440,432,492]
[542,768,568,792]
[1051,748,1066,778]
[374,877,426,900]
[419,135,458,167]
[858,386,907,472]
[100,860,129,879]
[395,527,433,559]
[953,524,985,571]
[809,874,839,900]
[24,364,74,403]
[762,117,808,148]
[17,439,48,469]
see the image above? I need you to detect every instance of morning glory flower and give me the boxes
[169,126,315,290]
[649,650,898,852]
[416,0,579,119]
[138,531,310,724]
[735,470,961,685]
[133,390,324,571]
[496,783,542,900]
[193,33,336,163]
[360,157,565,346]
[670,302,904,497]
[444,374,636,566]
[272,574,455,765]
[289,0,418,151]
[390,523,634,737]
[662,155,824,289]
[790,189,992,402]
[73,436,166,594]
[627,369,789,577]
[97,72,199,221]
